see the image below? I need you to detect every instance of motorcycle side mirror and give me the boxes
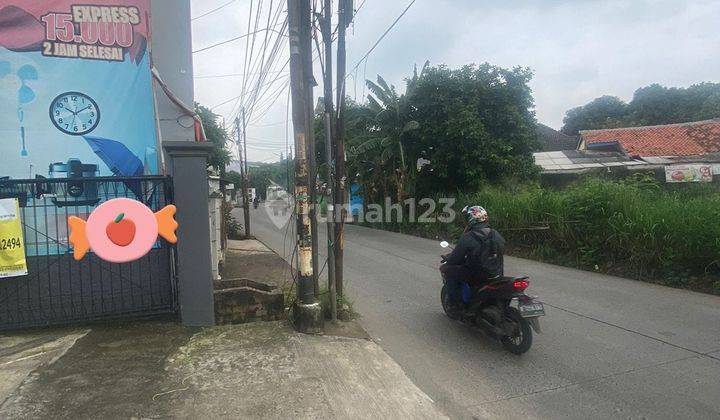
[440,241,449,248]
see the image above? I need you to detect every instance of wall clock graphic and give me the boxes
[49,91,100,136]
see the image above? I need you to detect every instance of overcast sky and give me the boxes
[191,0,720,164]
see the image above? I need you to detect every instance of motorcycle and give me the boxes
[439,241,544,354]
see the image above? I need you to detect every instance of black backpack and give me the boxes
[468,228,504,278]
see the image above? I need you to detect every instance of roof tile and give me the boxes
[580,119,720,157]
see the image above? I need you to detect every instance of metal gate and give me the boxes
[0,176,177,331]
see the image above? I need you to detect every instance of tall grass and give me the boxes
[364,176,720,294]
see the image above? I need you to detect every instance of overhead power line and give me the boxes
[227,0,289,123]
[356,0,368,15]
[249,120,285,127]
[195,70,287,79]
[210,73,289,109]
[349,0,416,75]
[192,0,238,21]
[192,27,285,54]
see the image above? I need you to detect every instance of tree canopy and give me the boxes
[325,62,540,202]
[562,82,720,134]
[195,103,231,170]
[246,160,291,200]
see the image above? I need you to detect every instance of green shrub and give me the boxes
[457,177,720,291]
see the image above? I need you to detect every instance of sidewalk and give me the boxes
[0,239,447,419]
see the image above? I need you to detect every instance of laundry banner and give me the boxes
[664,164,713,183]
[0,0,158,181]
[0,198,27,278]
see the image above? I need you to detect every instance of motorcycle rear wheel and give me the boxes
[501,308,533,355]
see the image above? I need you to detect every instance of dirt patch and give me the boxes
[0,322,196,419]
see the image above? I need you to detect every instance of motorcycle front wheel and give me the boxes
[501,308,533,355]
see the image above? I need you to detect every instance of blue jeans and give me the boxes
[441,264,472,305]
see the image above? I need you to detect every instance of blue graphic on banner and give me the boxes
[0,0,156,257]
[0,52,158,178]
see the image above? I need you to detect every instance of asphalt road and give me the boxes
[240,204,720,420]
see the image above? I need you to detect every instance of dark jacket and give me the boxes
[445,221,506,276]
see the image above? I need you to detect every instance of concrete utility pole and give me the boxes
[235,115,251,237]
[303,0,320,298]
[334,0,352,303]
[320,0,337,321]
[324,112,337,321]
[287,0,322,333]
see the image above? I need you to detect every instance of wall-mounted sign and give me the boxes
[665,164,713,183]
[0,0,158,180]
[68,198,178,263]
[0,198,27,278]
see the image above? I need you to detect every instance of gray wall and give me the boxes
[151,0,195,143]
[151,2,215,325]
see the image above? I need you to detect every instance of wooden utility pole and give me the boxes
[334,0,352,302]
[287,0,322,332]
[235,115,251,237]
[320,0,337,321]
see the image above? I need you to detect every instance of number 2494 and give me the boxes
[0,237,22,250]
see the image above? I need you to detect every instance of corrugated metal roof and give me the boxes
[533,150,648,172]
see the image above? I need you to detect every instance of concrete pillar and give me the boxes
[164,141,215,326]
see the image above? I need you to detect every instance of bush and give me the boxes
[223,202,242,239]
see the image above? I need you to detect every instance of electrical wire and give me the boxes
[195,70,287,80]
[247,78,290,125]
[241,14,289,121]
[348,0,416,74]
[210,73,289,110]
[249,120,286,127]
[355,0,368,16]
[239,0,265,117]
[336,0,416,107]
[192,0,238,21]
[192,27,285,54]
[228,4,288,123]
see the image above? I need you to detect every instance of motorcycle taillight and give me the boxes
[513,279,529,291]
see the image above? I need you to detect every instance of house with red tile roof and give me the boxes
[578,119,720,158]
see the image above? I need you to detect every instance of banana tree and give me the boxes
[356,64,427,202]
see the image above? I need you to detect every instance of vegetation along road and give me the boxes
[244,206,720,420]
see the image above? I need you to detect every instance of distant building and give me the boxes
[532,124,644,173]
[535,119,720,181]
[578,119,720,158]
[536,124,581,152]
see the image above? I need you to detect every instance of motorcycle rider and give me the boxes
[441,205,506,311]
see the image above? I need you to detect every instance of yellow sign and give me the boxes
[0,198,28,278]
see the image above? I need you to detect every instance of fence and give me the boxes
[0,176,177,330]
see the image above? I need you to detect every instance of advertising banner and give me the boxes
[665,164,713,183]
[0,198,27,277]
[0,0,158,180]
